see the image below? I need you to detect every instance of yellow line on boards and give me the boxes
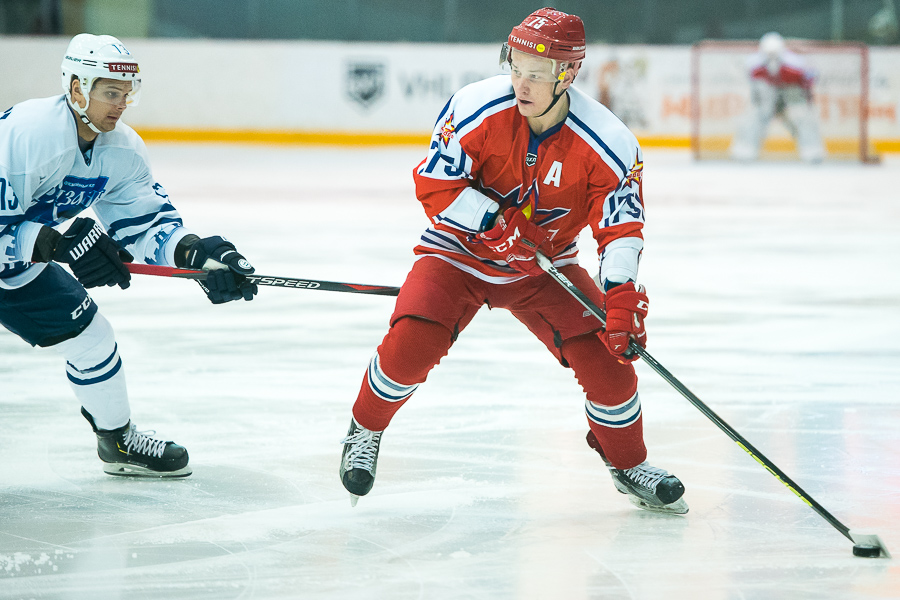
[135,128,431,146]
[134,128,900,153]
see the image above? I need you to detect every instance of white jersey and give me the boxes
[0,95,193,289]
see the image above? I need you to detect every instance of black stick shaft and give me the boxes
[535,253,854,543]
[125,263,400,296]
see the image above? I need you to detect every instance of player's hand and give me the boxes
[477,201,549,276]
[52,217,133,289]
[185,236,257,304]
[599,282,648,364]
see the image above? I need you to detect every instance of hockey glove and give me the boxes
[184,236,257,304]
[37,217,133,289]
[600,282,649,364]
[477,201,549,276]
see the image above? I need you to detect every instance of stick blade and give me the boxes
[849,530,891,558]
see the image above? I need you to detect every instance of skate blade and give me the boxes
[627,495,689,515]
[103,463,192,478]
[349,494,359,508]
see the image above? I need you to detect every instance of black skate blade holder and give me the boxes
[535,252,891,559]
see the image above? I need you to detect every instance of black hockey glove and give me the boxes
[36,217,133,289]
[182,235,257,304]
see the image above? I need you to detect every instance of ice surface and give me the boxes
[1,146,898,599]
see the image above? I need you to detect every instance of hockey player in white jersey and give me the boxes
[730,32,825,163]
[0,34,258,477]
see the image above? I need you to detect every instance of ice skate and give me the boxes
[82,408,191,477]
[339,418,382,507]
[587,431,688,514]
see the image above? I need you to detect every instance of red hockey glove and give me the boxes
[600,282,649,364]
[477,202,549,276]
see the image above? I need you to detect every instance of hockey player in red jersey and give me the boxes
[731,32,825,162]
[339,7,687,514]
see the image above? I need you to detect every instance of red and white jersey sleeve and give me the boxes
[413,75,645,285]
[748,50,815,90]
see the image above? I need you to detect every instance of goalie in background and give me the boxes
[730,32,826,163]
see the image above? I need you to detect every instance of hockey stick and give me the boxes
[535,252,891,558]
[125,263,400,297]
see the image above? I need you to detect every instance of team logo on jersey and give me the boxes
[525,152,537,167]
[36,175,109,220]
[623,152,643,188]
[439,113,456,147]
[346,62,385,110]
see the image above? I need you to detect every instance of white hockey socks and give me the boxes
[51,313,131,430]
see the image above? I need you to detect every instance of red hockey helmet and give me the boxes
[506,7,586,63]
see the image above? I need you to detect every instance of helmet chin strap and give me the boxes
[67,90,103,135]
[537,63,578,118]
[537,81,567,118]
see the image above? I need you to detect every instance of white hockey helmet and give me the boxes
[61,34,141,132]
[759,32,786,58]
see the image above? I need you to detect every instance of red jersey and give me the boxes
[413,75,645,286]
[748,50,815,90]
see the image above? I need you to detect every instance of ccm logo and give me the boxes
[488,226,521,253]
[71,296,93,319]
[246,276,321,289]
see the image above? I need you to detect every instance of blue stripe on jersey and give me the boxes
[419,230,512,271]
[567,113,628,176]
[457,93,517,132]
[433,96,453,127]
[106,202,178,238]
[435,215,476,234]
[525,121,566,163]
[0,202,56,225]
[421,229,471,255]
[557,240,578,255]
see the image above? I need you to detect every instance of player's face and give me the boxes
[85,79,134,132]
[509,51,565,117]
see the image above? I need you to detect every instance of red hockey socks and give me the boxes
[352,317,453,431]
[562,334,647,469]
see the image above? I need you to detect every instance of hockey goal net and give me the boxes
[691,40,875,162]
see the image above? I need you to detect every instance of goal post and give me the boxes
[690,40,876,162]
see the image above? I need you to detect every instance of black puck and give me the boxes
[852,544,881,558]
